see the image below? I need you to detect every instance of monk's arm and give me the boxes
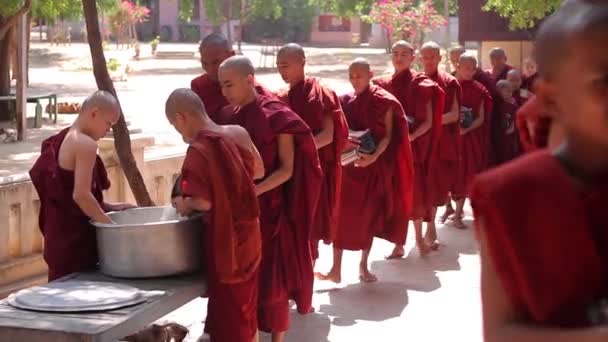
[409,102,433,141]
[462,101,486,135]
[255,134,294,196]
[441,95,460,124]
[479,219,608,342]
[313,112,334,149]
[72,141,113,224]
[249,140,265,180]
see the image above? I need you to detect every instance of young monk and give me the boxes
[507,69,526,107]
[218,56,322,342]
[29,91,135,281]
[521,57,539,94]
[494,80,520,164]
[275,43,349,262]
[372,40,445,256]
[165,89,263,342]
[191,33,275,123]
[317,58,414,282]
[420,41,463,232]
[487,48,514,82]
[449,45,466,72]
[453,54,493,228]
[473,1,608,337]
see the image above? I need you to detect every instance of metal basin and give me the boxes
[92,206,203,278]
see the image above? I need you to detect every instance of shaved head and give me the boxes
[507,69,521,78]
[496,80,512,91]
[450,45,466,55]
[199,33,231,52]
[219,55,255,77]
[277,43,305,60]
[420,41,441,55]
[535,0,608,80]
[392,40,414,53]
[489,48,506,59]
[81,90,119,116]
[165,88,207,119]
[459,54,477,68]
[349,57,371,72]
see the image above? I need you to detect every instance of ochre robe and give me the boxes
[337,85,414,248]
[29,128,110,281]
[471,151,608,326]
[181,130,262,342]
[427,71,464,202]
[191,74,275,124]
[278,77,348,260]
[459,80,493,193]
[516,95,551,153]
[494,98,520,164]
[229,94,322,332]
[373,70,445,222]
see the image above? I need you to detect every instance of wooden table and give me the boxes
[0,272,206,342]
[0,92,58,128]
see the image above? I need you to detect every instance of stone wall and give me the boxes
[0,134,186,297]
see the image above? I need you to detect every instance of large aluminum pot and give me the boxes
[92,206,203,278]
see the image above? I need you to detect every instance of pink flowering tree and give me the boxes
[364,0,446,51]
[108,0,151,47]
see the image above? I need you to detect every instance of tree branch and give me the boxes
[0,0,32,41]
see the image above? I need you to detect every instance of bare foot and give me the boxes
[359,269,378,283]
[417,240,432,256]
[453,216,467,229]
[440,207,455,224]
[385,245,405,260]
[315,270,341,284]
[427,239,441,251]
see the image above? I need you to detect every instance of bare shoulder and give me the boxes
[72,130,98,154]
[223,125,253,148]
[58,129,97,170]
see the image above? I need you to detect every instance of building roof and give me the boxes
[458,0,540,42]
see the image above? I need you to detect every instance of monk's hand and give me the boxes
[354,152,377,168]
[173,196,193,216]
[110,202,137,211]
[345,137,361,151]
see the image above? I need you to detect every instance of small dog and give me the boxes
[123,323,189,342]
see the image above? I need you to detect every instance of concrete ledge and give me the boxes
[0,254,47,288]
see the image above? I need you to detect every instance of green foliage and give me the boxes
[107,57,121,72]
[248,0,282,19]
[483,0,561,30]
[245,0,315,42]
[0,0,25,17]
[1,0,120,23]
[316,0,456,17]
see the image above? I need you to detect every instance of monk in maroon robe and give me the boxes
[507,69,527,107]
[318,58,414,283]
[275,43,349,262]
[29,91,135,281]
[373,40,445,256]
[453,55,493,228]
[473,4,608,335]
[521,57,539,94]
[494,80,520,164]
[421,42,464,234]
[165,89,263,342]
[191,33,275,124]
[487,47,514,83]
[218,56,322,342]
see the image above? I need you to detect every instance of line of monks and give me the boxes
[28,7,596,339]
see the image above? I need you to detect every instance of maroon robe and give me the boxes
[522,72,539,93]
[459,80,493,193]
[516,95,552,153]
[191,74,275,124]
[494,98,520,164]
[373,70,445,222]
[427,71,464,202]
[278,77,349,260]
[486,64,514,83]
[29,128,110,281]
[337,85,415,248]
[471,151,608,326]
[228,94,322,332]
[181,130,262,342]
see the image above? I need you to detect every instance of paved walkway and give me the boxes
[155,214,482,342]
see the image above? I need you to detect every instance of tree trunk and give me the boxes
[82,0,155,207]
[0,25,14,122]
[224,0,233,46]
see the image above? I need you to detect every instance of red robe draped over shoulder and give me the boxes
[29,128,110,281]
[229,94,322,332]
[471,151,608,326]
[459,80,493,193]
[373,70,445,222]
[428,71,464,201]
[278,77,348,259]
[181,130,262,342]
[191,74,275,124]
[515,95,552,153]
[337,85,414,248]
